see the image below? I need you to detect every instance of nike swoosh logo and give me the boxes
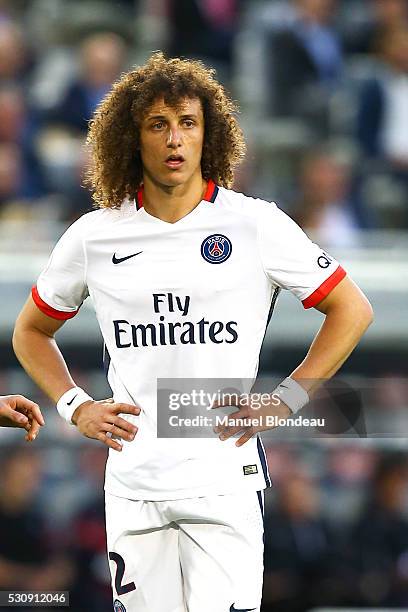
[230,606,256,611]
[67,394,78,406]
[112,251,143,264]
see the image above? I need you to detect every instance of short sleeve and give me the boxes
[256,201,346,309]
[32,217,89,320]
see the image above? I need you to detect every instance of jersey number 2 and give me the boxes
[109,552,136,595]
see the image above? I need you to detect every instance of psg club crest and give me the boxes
[113,600,126,612]
[201,234,232,264]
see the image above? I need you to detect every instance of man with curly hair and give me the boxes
[13,52,372,612]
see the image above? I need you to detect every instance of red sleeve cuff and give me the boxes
[302,265,347,309]
[31,286,79,320]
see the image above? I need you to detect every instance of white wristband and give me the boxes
[272,377,309,415]
[56,387,93,425]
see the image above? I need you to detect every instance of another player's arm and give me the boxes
[214,275,373,445]
[13,296,139,451]
[0,394,44,441]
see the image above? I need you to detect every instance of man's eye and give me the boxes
[183,120,194,127]
[152,122,164,130]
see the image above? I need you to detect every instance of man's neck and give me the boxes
[142,173,207,223]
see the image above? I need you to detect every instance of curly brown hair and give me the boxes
[85,52,246,209]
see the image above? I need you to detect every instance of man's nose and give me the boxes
[166,127,182,148]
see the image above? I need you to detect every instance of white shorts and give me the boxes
[105,490,265,612]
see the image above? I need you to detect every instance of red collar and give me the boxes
[202,179,218,203]
[136,180,218,210]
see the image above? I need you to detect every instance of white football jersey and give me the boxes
[33,182,346,500]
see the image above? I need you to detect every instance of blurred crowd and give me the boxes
[263,446,408,610]
[0,0,407,243]
[1,440,408,611]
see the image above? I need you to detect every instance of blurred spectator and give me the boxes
[167,0,240,82]
[69,447,111,612]
[357,26,408,167]
[0,86,27,143]
[0,446,73,595]
[0,20,30,86]
[262,472,340,612]
[346,0,408,56]
[0,85,46,205]
[267,0,343,120]
[356,26,408,227]
[351,452,408,607]
[0,143,22,207]
[292,148,361,247]
[34,129,90,221]
[49,32,127,133]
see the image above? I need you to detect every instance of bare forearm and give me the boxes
[13,328,75,403]
[13,298,139,451]
[291,279,373,394]
[292,308,370,392]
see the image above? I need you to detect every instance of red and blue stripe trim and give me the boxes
[135,179,219,210]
